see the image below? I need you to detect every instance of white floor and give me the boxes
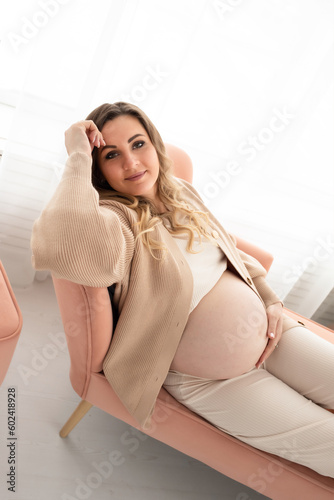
[0,277,270,500]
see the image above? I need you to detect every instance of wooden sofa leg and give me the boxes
[60,400,93,438]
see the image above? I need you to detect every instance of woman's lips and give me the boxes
[125,171,146,181]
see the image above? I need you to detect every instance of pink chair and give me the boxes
[0,261,23,385]
[52,145,334,500]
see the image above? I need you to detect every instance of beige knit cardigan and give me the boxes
[31,152,301,429]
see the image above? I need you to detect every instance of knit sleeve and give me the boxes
[31,152,135,287]
[228,233,283,309]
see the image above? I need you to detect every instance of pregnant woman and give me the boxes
[31,102,334,478]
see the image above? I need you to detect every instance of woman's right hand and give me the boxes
[64,120,106,157]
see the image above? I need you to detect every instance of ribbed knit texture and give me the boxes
[31,152,300,428]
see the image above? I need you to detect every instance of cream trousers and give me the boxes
[163,326,334,478]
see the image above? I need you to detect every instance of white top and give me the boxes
[172,234,228,313]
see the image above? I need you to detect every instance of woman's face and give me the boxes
[97,115,160,203]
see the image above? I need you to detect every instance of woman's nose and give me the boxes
[123,153,138,169]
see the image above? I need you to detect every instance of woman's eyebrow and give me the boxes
[100,134,145,152]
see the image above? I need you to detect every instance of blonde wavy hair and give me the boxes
[86,102,216,259]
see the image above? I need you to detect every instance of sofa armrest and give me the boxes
[0,261,23,385]
[52,277,113,398]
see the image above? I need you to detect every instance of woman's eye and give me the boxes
[105,141,144,160]
[133,140,145,149]
[105,151,118,160]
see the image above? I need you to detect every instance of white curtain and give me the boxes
[0,0,333,320]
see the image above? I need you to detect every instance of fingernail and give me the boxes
[269,332,275,338]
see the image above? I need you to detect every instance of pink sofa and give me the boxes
[0,261,23,385]
[52,145,334,499]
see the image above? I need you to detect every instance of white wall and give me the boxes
[0,0,333,317]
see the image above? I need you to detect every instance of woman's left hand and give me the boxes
[255,302,283,368]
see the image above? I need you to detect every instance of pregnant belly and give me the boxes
[170,269,269,379]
